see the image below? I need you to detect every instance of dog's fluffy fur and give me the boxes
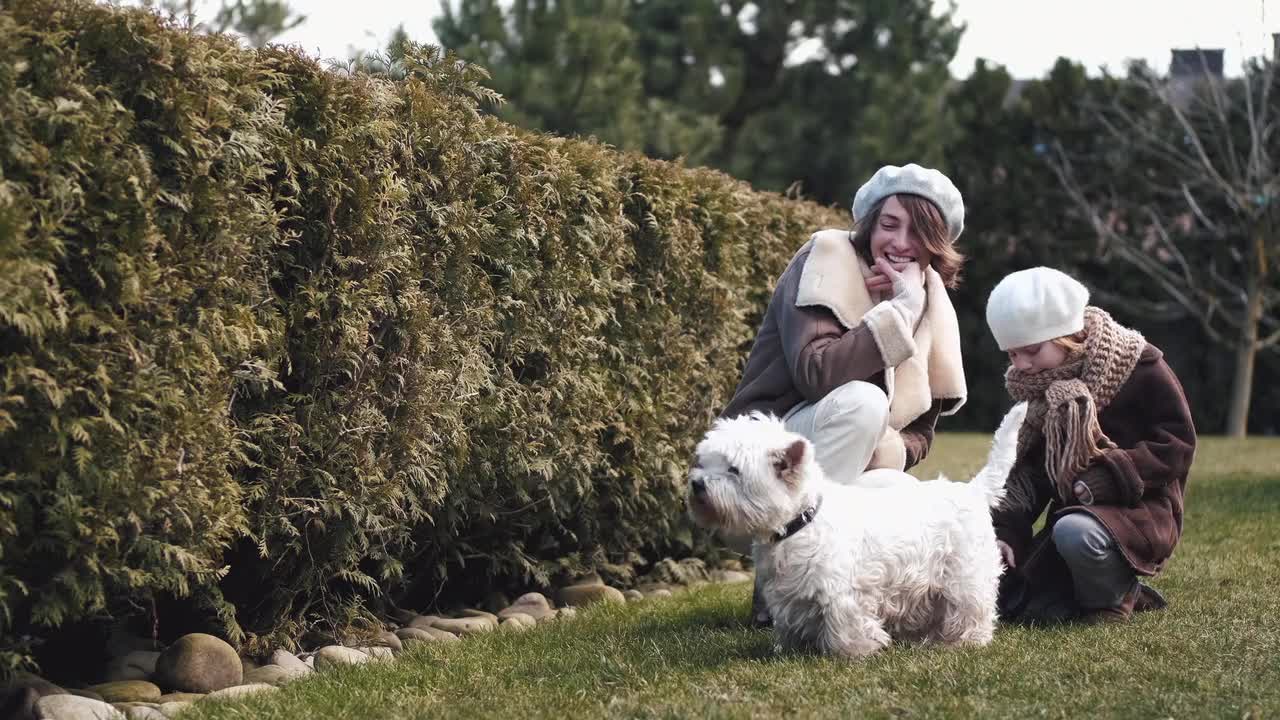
[687,404,1025,659]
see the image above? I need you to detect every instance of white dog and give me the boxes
[687,405,1025,659]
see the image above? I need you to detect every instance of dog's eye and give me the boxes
[728,465,740,476]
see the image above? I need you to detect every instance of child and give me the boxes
[985,267,1196,623]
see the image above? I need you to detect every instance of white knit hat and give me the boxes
[986,267,1090,350]
[852,163,965,241]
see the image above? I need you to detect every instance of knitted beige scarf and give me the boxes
[1005,307,1146,501]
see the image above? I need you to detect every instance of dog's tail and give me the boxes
[969,402,1027,508]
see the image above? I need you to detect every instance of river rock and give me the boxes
[709,569,753,584]
[205,683,279,701]
[459,608,499,626]
[35,694,126,719]
[406,615,442,630]
[86,681,161,704]
[154,634,242,694]
[497,593,557,623]
[558,584,626,608]
[372,631,402,652]
[499,614,535,631]
[394,627,459,646]
[242,665,299,686]
[354,646,395,662]
[156,701,192,718]
[420,626,459,642]
[156,693,204,703]
[429,617,492,636]
[314,646,370,670]
[268,650,311,676]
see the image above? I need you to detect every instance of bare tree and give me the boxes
[1048,54,1280,436]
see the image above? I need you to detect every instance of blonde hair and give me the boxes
[1050,331,1087,355]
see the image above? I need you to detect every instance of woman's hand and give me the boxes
[865,271,894,295]
[874,258,926,331]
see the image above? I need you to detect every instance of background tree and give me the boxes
[350,24,414,79]
[1048,55,1280,435]
[129,0,305,48]
[940,58,1110,427]
[435,0,962,205]
[434,0,656,152]
[212,0,305,48]
[701,0,960,202]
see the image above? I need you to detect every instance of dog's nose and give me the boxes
[690,478,707,495]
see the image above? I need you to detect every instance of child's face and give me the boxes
[1006,341,1069,373]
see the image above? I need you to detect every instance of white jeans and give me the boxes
[783,380,890,486]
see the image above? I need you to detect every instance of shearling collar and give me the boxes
[793,229,967,421]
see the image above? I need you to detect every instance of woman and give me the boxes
[721,163,968,481]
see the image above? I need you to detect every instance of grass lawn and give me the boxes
[185,435,1280,719]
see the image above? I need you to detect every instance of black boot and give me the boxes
[1133,582,1168,613]
[749,578,772,628]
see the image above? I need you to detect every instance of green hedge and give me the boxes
[0,0,842,669]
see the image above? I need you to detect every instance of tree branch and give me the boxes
[1258,325,1280,349]
[1046,140,1233,346]
[1180,182,1224,235]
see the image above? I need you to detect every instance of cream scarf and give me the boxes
[795,229,967,470]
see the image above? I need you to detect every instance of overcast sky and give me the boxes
[948,0,1278,77]
[151,0,1279,79]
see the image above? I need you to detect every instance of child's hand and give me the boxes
[996,540,1016,569]
[1072,480,1094,505]
[1073,463,1120,506]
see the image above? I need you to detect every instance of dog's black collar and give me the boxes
[770,495,823,544]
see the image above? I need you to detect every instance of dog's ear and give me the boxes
[773,439,807,485]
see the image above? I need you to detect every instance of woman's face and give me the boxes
[1007,341,1069,373]
[869,195,935,275]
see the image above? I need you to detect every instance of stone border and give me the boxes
[13,563,753,719]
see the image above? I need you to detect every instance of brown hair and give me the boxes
[851,194,964,288]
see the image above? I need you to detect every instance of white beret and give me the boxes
[853,163,965,242]
[986,267,1090,350]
